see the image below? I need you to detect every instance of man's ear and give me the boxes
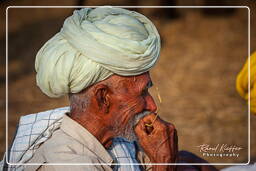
[94,84,110,113]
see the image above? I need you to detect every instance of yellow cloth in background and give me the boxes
[236,52,256,114]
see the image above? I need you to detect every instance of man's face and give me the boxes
[108,72,157,141]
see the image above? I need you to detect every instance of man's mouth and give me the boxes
[116,111,151,142]
[133,111,151,126]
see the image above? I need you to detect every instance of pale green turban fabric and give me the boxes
[35,7,160,98]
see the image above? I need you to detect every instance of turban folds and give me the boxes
[236,52,256,114]
[35,7,160,98]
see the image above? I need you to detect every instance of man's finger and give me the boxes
[167,122,176,131]
[170,128,179,162]
[134,119,148,137]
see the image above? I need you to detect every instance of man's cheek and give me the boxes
[123,98,144,112]
[132,96,146,108]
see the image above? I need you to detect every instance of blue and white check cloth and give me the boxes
[1,107,141,171]
[108,138,141,171]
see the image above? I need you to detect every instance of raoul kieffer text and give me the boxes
[196,144,243,158]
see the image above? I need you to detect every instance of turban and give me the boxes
[35,7,160,98]
[236,52,256,114]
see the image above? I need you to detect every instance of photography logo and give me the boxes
[196,144,243,158]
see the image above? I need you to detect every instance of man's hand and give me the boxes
[135,113,178,171]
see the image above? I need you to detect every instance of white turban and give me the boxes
[35,7,160,98]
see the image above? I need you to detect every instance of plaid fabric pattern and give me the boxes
[6,107,69,171]
[1,107,141,171]
[108,138,141,171]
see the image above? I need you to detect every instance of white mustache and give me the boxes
[133,111,151,126]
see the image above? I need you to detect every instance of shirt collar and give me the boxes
[60,114,114,165]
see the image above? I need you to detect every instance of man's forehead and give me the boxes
[125,73,152,88]
[106,73,152,90]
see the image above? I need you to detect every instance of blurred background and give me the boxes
[0,0,256,169]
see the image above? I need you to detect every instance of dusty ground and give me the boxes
[0,0,256,169]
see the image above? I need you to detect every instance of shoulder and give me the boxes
[25,130,113,171]
[29,129,99,163]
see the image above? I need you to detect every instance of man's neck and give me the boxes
[69,112,114,148]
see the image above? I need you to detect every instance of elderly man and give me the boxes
[4,7,218,171]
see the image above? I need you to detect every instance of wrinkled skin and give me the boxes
[135,113,178,171]
[69,72,218,171]
[70,72,157,148]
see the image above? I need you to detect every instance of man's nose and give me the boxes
[145,95,157,113]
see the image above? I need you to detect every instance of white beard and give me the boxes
[118,111,150,142]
